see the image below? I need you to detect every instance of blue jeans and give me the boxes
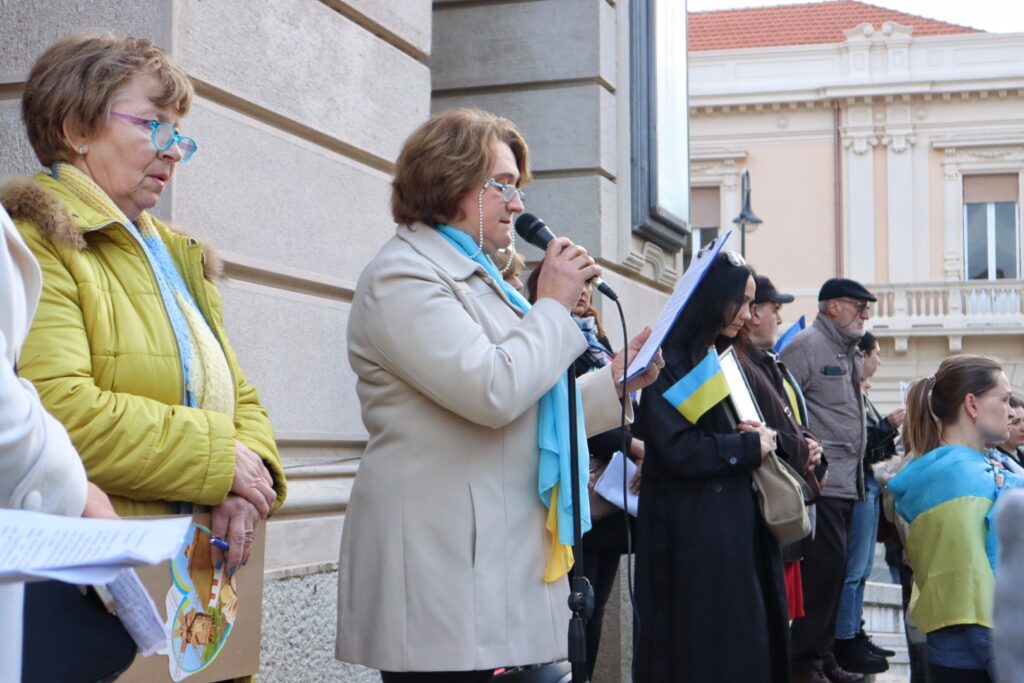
[835,472,881,639]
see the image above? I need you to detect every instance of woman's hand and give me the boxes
[738,420,776,461]
[82,481,119,519]
[232,441,277,518]
[612,326,663,395]
[887,408,906,429]
[211,493,262,573]
[534,237,601,312]
[804,436,823,473]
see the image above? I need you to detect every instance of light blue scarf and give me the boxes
[436,225,590,550]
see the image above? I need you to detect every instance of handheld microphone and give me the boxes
[514,213,619,301]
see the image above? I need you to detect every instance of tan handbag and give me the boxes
[752,452,813,545]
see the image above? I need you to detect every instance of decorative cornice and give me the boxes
[690,88,1024,117]
[623,240,680,286]
[881,133,916,152]
[843,134,879,154]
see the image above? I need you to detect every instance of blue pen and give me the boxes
[210,536,230,552]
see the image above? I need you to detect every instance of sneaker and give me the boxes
[856,628,896,658]
[833,637,889,674]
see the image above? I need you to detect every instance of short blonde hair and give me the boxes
[494,249,525,278]
[391,107,530,226]
[22,32,195,166]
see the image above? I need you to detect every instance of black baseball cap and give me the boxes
[754,275,795,304]
[818,277,877,302]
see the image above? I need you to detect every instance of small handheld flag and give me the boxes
[774,315,806,353]
[663,348,730,423]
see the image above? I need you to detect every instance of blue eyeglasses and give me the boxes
[109,111,198,163]
[483,178,525,203]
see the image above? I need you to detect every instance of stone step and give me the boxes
[862,570,912,683]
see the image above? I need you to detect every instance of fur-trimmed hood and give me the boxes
[0,174,221,280]
[872,451,910,487]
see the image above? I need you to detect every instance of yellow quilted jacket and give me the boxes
[1,173,286,517]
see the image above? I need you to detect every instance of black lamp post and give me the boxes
[732,168,763,258]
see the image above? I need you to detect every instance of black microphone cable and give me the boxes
[608,295,641,678]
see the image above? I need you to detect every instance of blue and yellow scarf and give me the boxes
[437,224,590,581]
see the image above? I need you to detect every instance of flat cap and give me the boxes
[818,277,876,302]
[754,275,795,304]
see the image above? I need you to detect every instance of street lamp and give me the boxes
[732,168,763,258]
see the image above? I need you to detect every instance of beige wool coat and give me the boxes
[336,223,631,672]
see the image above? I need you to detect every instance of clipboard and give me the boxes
[718,346,763,424]
[626,230,733,380]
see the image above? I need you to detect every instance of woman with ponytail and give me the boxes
[888,355,1023,682]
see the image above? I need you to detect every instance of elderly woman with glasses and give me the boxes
[0,33,285,574]
[335,107,661,682]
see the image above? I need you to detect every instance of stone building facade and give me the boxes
[688,0,1024,411]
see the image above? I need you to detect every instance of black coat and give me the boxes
[864,395,898,466]
[633,354,791,683]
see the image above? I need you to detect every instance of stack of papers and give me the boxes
[0,509,190,585]
[593,451,640,517]
[0,510,191,656]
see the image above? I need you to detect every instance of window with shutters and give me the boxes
[963,174,1020,280]
[690,186,720,252]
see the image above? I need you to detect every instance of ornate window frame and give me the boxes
[933,138,1024,282]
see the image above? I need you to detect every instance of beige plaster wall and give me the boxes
[874,145,889,284]
[929,147,947,279]
[735,138,836,323]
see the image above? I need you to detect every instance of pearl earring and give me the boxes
[78,144,87,157]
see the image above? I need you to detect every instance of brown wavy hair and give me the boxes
[903,354,1003,456]
[22,32,194,166]
[391,107,530,226]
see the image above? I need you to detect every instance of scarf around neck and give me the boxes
[436,224,590,581]
[51,162,234,417]
[575,315,613,368]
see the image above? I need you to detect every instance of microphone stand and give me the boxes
[566,369,593,683]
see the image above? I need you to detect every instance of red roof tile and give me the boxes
[689,0,980,52]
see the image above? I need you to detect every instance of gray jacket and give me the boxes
[780,312,866,501]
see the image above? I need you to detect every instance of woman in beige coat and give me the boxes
[335,108,660,681]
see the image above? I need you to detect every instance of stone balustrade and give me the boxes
[870,280,1024,352]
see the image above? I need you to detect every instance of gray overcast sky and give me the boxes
[687,0,1024,33]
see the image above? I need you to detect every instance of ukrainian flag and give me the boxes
[663,348,730,423]
[774,315,806,353]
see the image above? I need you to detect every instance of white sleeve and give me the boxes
[0,329,88,516]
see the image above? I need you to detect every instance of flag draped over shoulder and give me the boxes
[662,348,730,423]
[887,444,1024,632]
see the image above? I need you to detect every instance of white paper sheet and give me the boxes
[594,451,639,517]
[0,509,190,584]
[626,230,733,380]
[900,381,912,407]
[106,568,169,655]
